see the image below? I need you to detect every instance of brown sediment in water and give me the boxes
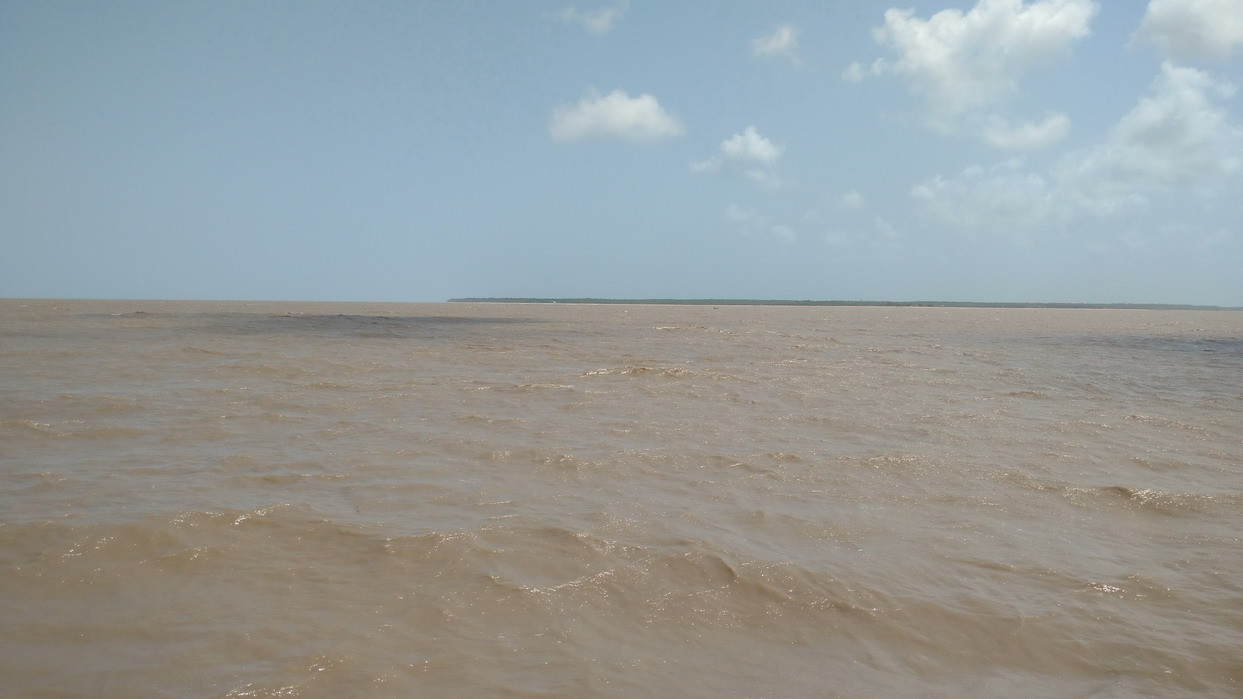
[2,299,1241,696]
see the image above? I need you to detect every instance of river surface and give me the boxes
[2,299,1241,697]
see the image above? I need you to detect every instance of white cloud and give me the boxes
[1133,0,1243,62]
[911,63,1243,232]
[983,112,1070,149]
[692,126,786,188]
[911,159,1056,231]
[721,126,783,164]
[752,24,800,62]
[1056,63,1242,213]
[862,0,1096,122]
[549,89,684,143]
[556,1,629,35]
[848,0,1096,145]
[840,189,865,210]
[688,160,720,174]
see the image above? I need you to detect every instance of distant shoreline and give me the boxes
[448,298,1242,311]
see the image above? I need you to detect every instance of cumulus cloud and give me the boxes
[840,189,866,210]
[1056,63,1242,213]
[719,126,783,164]
[752,24,800,62]
[556,1,629,35]
[549,89,684,143]
[847,0,1095,146]
[862,0,1096,120]
[982,112,1070,149]
[692,126,786,188]
[1132,0,1243,62]
[911,63,1243,231]
[912,159,1056,231]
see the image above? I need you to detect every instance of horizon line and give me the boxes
[447,298,1243,311]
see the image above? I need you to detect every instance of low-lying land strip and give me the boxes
[449,298,1240,311]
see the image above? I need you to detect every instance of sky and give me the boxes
[2,0,1242,305]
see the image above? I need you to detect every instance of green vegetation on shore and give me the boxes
[448,298,1240,311]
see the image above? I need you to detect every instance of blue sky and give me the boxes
[2,0,1241,304]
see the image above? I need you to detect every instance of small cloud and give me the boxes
[556,1,629,35]
[1132,0,1243,62]
[839,189,865,210]
[549,89,684,144]
[744,169,785,190]
[692,126,786,188]
[724,205,797,242]
[752,24,800,62]
[725,203,762,225]
[689,158,720,174]
[872,216,900,242]
[842,59,888,83]
[721,126,783,164]
[1117,229,1156,254]
[983,112,1071,149]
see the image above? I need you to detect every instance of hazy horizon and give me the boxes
[6,295,1242,311]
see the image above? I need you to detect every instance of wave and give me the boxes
[470,382,577,393]
[1092,485,1227,514]
[583,365,691,378]
[5,497,1240,696]
[1013,476,1237,516]
[0,420,151,441]
[1124,413,1212,433]
[2,507,882,623]
[582,366,752,383]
